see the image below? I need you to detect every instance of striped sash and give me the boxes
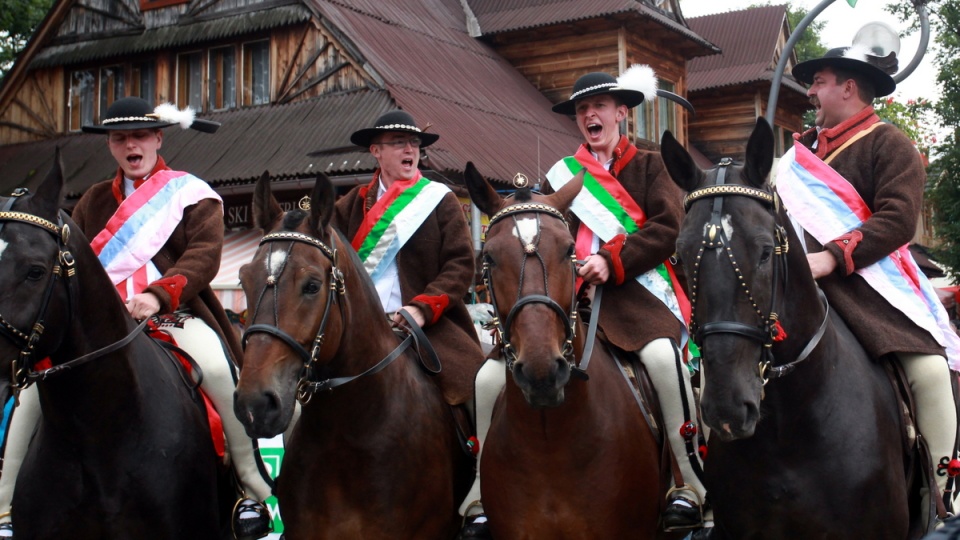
[90,169,221,297]
[546,149,691,346]
[777,140,960,368]
[351,174,450,284]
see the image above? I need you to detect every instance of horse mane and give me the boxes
[282,210,308,230]
[513,188,533,202]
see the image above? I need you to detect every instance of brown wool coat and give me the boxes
[71,177,244,366]
[333,179,485,405]
[797,119,943,359]
[545,149,685,352]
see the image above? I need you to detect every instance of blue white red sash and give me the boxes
[777,141,960,368]
[546,149,691,347]
[90,169,221,298]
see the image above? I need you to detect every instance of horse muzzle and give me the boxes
[511,355,571,408]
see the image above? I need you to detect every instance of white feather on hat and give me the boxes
[617,64,658,103]
[151,103,196,129]
[843,43,873,63]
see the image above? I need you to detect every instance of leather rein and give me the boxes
[242,229,440,405]
[481,202,595,380]
[683,159,829,388]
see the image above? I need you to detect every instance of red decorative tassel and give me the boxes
[679,421,698,440]
[467,436,480,457]
[699,444,708,461]
[949,458,960,477]
[772,319,788,342]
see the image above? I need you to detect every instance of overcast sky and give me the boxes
[679,0,940,103]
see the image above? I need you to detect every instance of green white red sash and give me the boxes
[546,146,691,346]
[777,140,960,368]
[351,172,450,284]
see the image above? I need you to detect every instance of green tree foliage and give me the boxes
[785,5,828,62]
[902,0,960,280]
[0,0,54,79]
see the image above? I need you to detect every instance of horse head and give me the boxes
[662,118,787,440]
[0,152,88,403]
[466,162,583,408]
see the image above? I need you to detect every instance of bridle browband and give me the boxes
[482,202,591,379]
[683,158,828,388]
[242,228,435,404]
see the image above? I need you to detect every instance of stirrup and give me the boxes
[231,497,272,540]
[663,485,705,532]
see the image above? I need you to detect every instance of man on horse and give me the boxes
[0,97,274,540]
[461,68,709,537]
[332,105,486,498]
[781,44,960,519]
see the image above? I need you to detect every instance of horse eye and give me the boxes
[302,280,321,295]
[565,244,575,257]
[27,266,45,281]
[482,253,496,268]
[759,246,773,264]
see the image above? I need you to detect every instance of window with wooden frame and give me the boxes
[634,80,679,143]
[177,51,204,112]
[208,46,237,111]
[132,61,156,106]
[242,40,270,106]
[98,65,125,122]
[775,125,795,157]
[69,70,96,132]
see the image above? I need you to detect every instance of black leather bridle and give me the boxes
[683,158,828,387]
[481,202,592,378]
[242,228,438,404]
[0,189,79,392]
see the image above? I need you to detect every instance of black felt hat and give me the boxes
[792,46,897,98]
[350,110,439,148]
[82,97,220,134]
[552,72,649,115]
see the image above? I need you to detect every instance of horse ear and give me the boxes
[743,117,774,188]
[543,170,583,213]
[252,170,282,230]
[464,162,503,217]
[31,148,67,219]
[660,130,703,193]
[308,173,336,236]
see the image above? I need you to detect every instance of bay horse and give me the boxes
[661,118,919,539]
[233,172,471,539]
[464,163,667,539]
[0,156,230,539]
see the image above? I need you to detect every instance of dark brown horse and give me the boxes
[0,157,229,539]
[662,118,918,539]
[464,163,666,539]
[233,173,471,539]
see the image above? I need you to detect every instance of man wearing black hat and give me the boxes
[0,97,273,540]
[781,43,960,519]
[333,106,485,456]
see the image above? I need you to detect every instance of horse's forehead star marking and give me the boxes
[0,239,6,262]
[511,216,539,248]
[267,250,287,277]
[721,215,735,241]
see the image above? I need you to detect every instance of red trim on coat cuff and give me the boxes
[412,294,449,325]
[601,234,627,285]
[831,230,864,276]
[149,275,188,312]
